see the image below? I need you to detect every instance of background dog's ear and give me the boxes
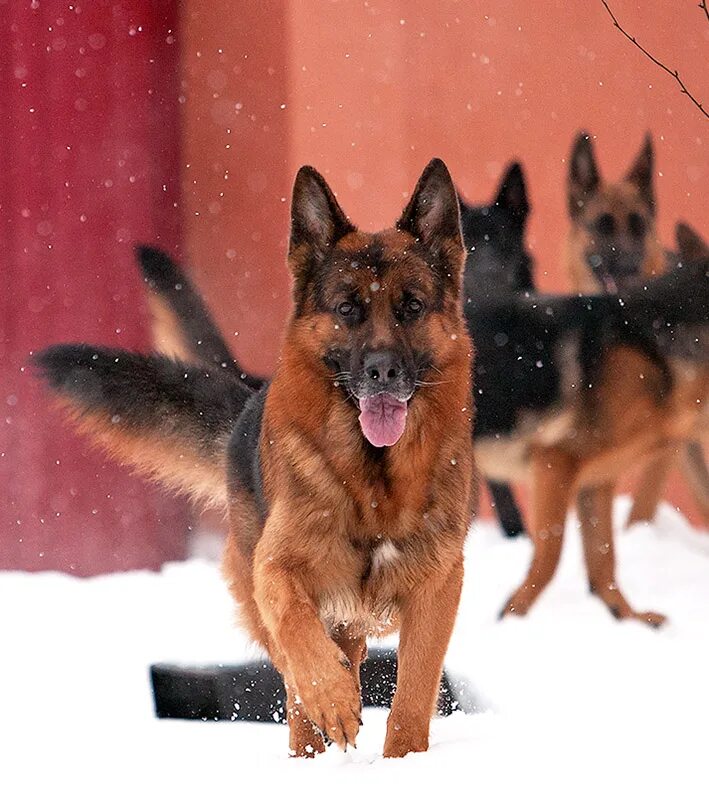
[397,158,464,260]
[494,162,529,225]
[568,132,600,218]
[676,222,709,263]
[289,166,354,261]
[626,133,655,214]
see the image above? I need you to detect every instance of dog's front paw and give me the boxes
[383,715,429,758]
[292,658,361,751]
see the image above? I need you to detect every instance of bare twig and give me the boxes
[700,1,709,25]
[599,0,707,120]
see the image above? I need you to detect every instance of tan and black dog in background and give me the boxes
[565,131,709,527]
[36,159,476,759]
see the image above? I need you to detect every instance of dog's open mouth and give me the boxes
[358,393,408,447]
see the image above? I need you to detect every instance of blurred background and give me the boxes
[1,0,706,575]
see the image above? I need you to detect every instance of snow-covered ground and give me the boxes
[3,498,709,799]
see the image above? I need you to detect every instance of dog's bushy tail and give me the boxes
[622,223,709,361]
[34,344,253,508]
[136,246,266,389]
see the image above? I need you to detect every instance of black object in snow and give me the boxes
[150,647,479,723]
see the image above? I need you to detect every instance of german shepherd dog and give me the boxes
[140,201,706,626]
[142,162,534,540]
[459,162,534,538]
[36,159,476,759]
[566,131,709,527]
[470,223,709,625]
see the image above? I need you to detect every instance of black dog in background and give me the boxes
[458,163,533,536]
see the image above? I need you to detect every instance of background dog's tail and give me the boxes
[623,223,709,362]
[34,344,253,508]
[136,246,266,390]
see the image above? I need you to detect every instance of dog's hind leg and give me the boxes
[488,480,526,537]
[578,483,666,627]
[501,447,576,618]
[332,626,367,702]
[679,441,709,525]
[383,562,463,758]
[627,449,675,525]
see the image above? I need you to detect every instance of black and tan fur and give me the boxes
[565,131,709,527]
[36,159,476,759]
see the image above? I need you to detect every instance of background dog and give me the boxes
[565,131,709,528]
[470,223,708,624]
[459,162,534,538]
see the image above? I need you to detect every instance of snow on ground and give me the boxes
[3,498,709,799]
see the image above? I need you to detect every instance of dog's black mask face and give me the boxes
[286,159,465,448]
[459,162,533,302]
[581,208,652,291]
[568,132,657,293]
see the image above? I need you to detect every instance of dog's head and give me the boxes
[567,132,660,292]
[459,162,533,300]
[286,159,468,448]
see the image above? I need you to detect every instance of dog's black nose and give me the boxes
[363,350,401,387]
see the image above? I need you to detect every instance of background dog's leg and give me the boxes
[627,449,675,525]
[578,483,666,627]
[488,480,526,537]
[501,447,575,617]
[679,441,709,525]
[383,562,463,759]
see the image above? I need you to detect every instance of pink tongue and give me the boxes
[358,393,408,447]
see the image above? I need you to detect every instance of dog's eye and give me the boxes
[594,213,616,237]
[405,298,425,316]
[337,301,354,317]
[628,213,646,238]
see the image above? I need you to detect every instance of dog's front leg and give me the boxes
[253,513,361,752]
[383,561,463,759]
[578,482,666,627]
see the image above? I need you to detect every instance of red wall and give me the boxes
[0,1,188,574]
[2,2,705,575]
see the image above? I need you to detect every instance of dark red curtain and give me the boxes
[0,1,188,574]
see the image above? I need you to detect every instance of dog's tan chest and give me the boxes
[317,538,402,636]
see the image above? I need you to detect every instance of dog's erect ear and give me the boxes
[626,133,655,214]
[289,166,354,261]
[568,132,600,218]
[494,162,529,225]
[457,188,471,215]
[397,159,463,258]
[676,222,709,263]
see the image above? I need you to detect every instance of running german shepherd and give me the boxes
[35,159,476,759]
[142,162,533,540]
[565,131,709,527]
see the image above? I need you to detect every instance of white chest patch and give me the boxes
[370,540,400,573]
